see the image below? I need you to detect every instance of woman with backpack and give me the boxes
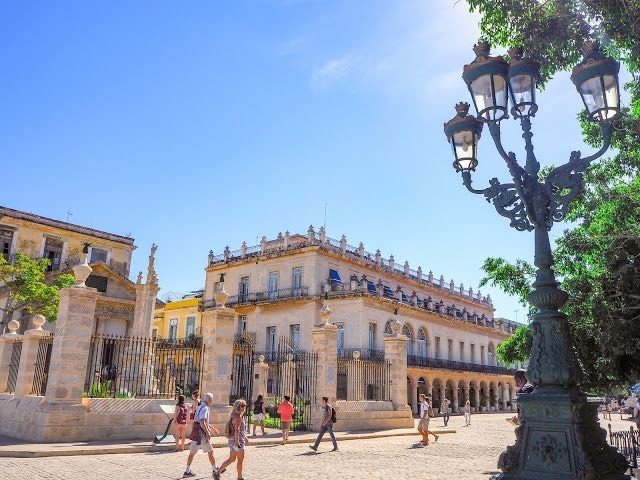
[417,394,438,446]
[214,399,250,480]
[252,394,267,437]
[174,395,189,451]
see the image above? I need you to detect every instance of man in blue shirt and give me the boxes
[309,396,338,452]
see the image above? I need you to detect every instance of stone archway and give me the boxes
[445,379,456,413]
[457,379,467,410]
[479,381,489,411]
[489,381,498,411]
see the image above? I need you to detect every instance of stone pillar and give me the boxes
[383,319,409,410]
[452,387,459,413]
[200,307,236,406]
[464,384,470,405]
[253,355,269,399]
[311,321,338,404]
[410,383,418,414]
[131,244,160,337]
[439,385,446,412]
[45,281,98,402]
[14,316,50,396]
[0,320,21,392]
[280,355,296,398]
[474,386,480,412]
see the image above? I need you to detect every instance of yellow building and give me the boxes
[152,296,201,340]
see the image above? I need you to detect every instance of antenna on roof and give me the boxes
[323,202,327,230]
[66,209,73,222]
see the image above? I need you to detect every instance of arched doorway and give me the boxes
[432,378,443,409]
[480,381,489,411]
[458,379,467,409]
[469,380,478,411]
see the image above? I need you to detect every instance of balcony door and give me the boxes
[239,276,249,302]
[292,267,303,296]
[268,272,279,300]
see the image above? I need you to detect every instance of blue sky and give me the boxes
[0,1,610,320]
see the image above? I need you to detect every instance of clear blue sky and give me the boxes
[1,1,603,320]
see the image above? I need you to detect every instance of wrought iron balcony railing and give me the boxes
[407,354,515,375]
[337,348,386,361]
[202,286,310,309]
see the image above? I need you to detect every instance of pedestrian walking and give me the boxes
[441,397,451,426]
[184,392,220,478]
[309,396,338,452]
[174,395,189,451]
[417,394,438,446]
[215,399,250,480]
[252,394,267,437]
[463,400,472,426]
[277,395,295,445]
[509,369,534,426]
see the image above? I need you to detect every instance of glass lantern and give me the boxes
[571,41,621,122]
[443,102,483,172]
[463,42,510,123]
[508,47,540,118]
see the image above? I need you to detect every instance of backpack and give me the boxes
[428,405,435,418]
[330,407,337,424]
[176,405,187,424]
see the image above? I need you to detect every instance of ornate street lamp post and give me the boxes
[444,42,628,479]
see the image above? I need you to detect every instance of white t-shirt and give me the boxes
[419,401,429,418]
[194,403,209,424]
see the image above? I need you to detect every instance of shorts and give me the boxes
[254,413,265,422]
[418,417,430,431]
[190,439,213,454]
[228,439,245,452]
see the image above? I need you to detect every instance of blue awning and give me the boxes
[329,269,342,284]
[383,286,394,297]
[367,281,377,293]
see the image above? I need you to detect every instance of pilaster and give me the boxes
[383,330,408,410]
[200,307,236,406]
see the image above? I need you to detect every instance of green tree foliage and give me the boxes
[0,252,75,331]
[497,325,533,366]
[467,0,640,391]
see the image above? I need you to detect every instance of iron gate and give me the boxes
[265,337,318,431]
[7,338,22,394]
[31,334,54,396]
[230,334,257,431]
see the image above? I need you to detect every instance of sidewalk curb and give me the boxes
[0,429,456,458]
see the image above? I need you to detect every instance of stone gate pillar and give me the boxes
[45,260,98,403]
[0,320,21,392]
[200,306,235,405]
[383,317,409,410]
[14,315,51,397]
[474,387,480,412]
[311,301,338,405]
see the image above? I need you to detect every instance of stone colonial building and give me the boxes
[0,205,160,336]
[204,226,520,414]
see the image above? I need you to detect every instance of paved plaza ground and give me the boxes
[0,412,633,479]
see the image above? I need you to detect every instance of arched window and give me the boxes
[417,328,427,357]
[402,324,414,355]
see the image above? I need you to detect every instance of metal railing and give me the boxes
[337,348,385,361]
[337,356,391,401]
[6,338,23,394]
[203,287,310,309]
[31,334,54,396]
[407,355,516,375]
[84,334,205,399]
[609,424,639,473]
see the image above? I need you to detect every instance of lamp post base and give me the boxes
[494,386,630,480]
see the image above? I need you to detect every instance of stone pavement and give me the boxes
[0,413,633,479]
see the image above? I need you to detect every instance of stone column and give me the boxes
[452,387,459,413]
[311,303,338,405]
[253,355,269,399]
[0,320,21,392]
[14,316,51,396]
[200,307,236,406]
[383,318,409,410]
[474,387,480,412]
[410,382,419,414]
[439,385,446,412]
[464,384,470,405]
[45,274,99,402]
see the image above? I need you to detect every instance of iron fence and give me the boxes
[337,356,391,401]
[6,338,23,394]
[31,334,54,396]
[608,424,639,474]
[407,355,515,375]
[84,335,205,399]
[337,348,385,361]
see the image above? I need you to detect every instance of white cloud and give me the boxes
[310,55,353,88]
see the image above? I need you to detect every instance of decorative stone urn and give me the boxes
[7,319,19,334]
[31,314,46,330]
[214,273,229,308]
[73,254,92,287]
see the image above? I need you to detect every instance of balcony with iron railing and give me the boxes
[407,354,515,376]
[202,286,310,309]
[207,228,493,307]
[337,348,386,361]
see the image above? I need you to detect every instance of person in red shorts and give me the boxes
[277,395,295,445]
